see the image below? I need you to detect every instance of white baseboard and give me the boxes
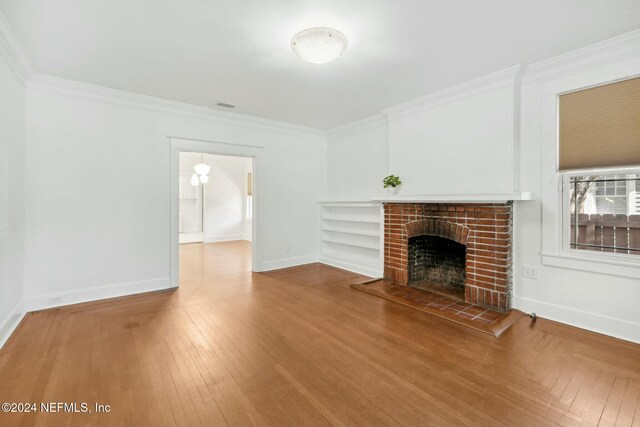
[514,296,640,344]
[25,277,171,312]
[179,232,203,244]
[0,299,26,350]
[205,234,248,243]
[256,254,318,272]
[319,255,383,278]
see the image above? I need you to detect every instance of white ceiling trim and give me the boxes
[381,65,522,121]
[0,10,32,84]
[27,74,325,139]
[167,135,264,150]
[523,29,640,84]
[327,113,387,139]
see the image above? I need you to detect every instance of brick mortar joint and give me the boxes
[383,202,514,311]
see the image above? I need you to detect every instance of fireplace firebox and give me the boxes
[407,235,466,299]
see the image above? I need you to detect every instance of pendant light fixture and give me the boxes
[194,162,210,176]
[192,154,210,185]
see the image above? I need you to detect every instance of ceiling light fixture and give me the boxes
[193,163,210,176]
[192,154,210,185]
[291,27,348,64]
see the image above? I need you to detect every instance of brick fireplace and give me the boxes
[383,203,513,311]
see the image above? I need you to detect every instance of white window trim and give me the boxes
[539,58,640,279]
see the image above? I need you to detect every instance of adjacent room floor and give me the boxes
[0,241,639,426]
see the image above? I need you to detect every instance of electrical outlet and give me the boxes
[47,296,62,305]
[522,265,538,280]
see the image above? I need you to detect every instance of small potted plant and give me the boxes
[383,175,402,195]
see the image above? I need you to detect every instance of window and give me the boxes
[593,177,628,214]
[541,72,640,277]
[245,195,253,221]
[568,174,640,255]
[559,76,640,260]
[244,172,253,221]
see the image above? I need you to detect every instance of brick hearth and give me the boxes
[383,203,513,311]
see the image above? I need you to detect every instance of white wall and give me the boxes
[327,115,389,200]
[202,154,252,242]
[24,77,326,310]
[0,36,26,346]
[326,70,519,199]
[387,84,515,195]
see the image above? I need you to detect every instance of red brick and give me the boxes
[383,202,512,311]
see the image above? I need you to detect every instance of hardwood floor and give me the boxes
[1,240,639,426]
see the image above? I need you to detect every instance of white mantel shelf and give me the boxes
[371,192,535,203]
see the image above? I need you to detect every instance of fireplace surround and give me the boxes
[383,202,513,311]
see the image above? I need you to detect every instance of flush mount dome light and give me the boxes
[291,27,348,64]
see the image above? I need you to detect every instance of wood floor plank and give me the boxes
[580,373,614,426]
[599,377,629,427]
[0,241,639,427]
[615,379,640,427]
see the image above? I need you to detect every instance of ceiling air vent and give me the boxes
[216,102,236,109]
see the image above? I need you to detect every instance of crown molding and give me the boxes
[327,113,388,138]
[27,74,326,139]
[523,30,640,84]
[0,10,32,84]
[381,65,522,121]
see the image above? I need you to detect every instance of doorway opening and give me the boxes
[178,152,254,277]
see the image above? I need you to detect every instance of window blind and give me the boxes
[559,76,640,171]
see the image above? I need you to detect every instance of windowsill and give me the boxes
[541,251,640,279]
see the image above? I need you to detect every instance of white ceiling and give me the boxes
[1,0,639,129]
